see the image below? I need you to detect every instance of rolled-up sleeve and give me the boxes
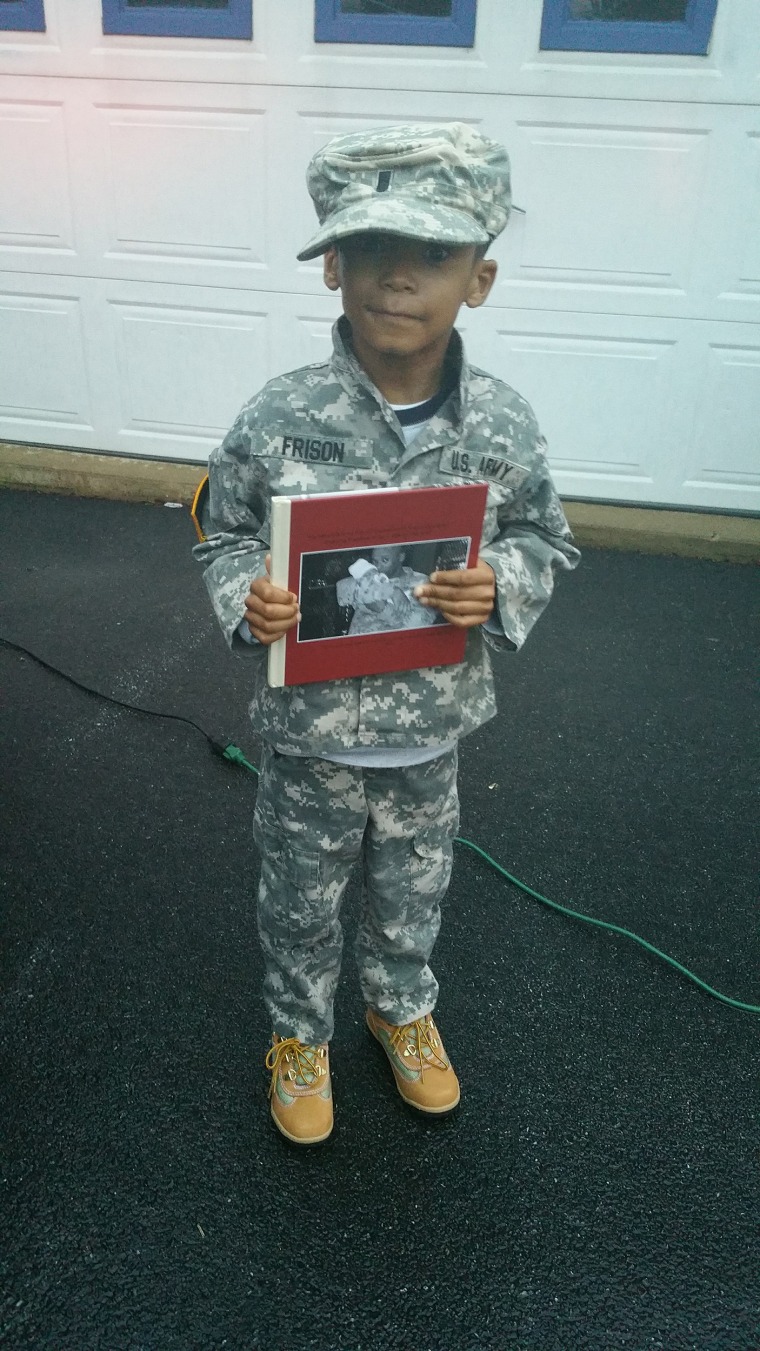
[192,409,271,650]
[479,437,580,653]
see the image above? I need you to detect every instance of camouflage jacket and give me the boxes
[193,317,579,755]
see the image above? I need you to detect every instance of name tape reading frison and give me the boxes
[274,435,372,468]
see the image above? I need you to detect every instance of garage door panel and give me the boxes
[482,319,677,500]
[715,132,760,307]
[0,287,92,432]
[464,311,759,510]
[106,294,269,454]
[0,99,76,260]
[508,121,707,293]
[682,342,760,501]
[87,97,270,287]
[498,113,717,319]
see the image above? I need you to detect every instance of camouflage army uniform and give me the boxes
[253,743,459,1043]
[194,317,579,1042]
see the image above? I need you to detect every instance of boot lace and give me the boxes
[265,1037,328,1096]
[387,1015,448,1080]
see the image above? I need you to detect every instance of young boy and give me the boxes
[194,123,579,1145]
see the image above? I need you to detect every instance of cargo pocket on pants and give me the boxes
[366,822,455,932]
[254,819,326,947]
[407,826,454,922]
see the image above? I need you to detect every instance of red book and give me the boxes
[268,482,488,687]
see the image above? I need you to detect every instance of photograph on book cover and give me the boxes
[297,536,471,642]
[268,481,488,687]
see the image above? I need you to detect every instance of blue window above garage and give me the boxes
[315,0,477,48]
[540,0,719,55]
[0,0,46,32]
[101,0,252,40]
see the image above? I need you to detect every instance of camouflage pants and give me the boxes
[252,743,460,1044]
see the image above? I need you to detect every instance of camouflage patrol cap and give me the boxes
[297,122,511,262]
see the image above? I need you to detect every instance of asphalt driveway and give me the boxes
[1,489,758,1351]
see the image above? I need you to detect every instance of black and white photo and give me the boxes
[297,536,470,641]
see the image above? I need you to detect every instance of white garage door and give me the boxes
[1,0,759,512]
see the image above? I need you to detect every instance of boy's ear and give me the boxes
[465,257,497,310]
[323,247,341,293]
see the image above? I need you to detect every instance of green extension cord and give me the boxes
[221,743,760,1015]
[3,636,758,1017]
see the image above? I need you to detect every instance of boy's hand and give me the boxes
[244,555,300,645]
[414,557,496,629]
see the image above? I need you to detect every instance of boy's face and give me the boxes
[323,233,496,378]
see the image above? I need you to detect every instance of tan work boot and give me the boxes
[366,1008,460,1114]
[265,1034,334,1145]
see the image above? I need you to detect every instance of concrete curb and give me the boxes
[1,441,758,563]
[0,442,204,507]
[562,499,759,564]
